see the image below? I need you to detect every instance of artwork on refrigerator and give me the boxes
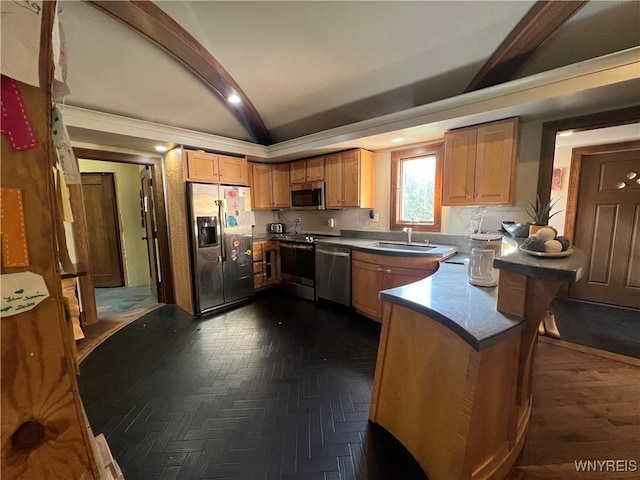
[187,183,255,314]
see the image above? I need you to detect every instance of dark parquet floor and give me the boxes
[79,292,427,480]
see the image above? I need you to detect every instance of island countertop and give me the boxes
[378,261,524,351]
[378,246,587,352]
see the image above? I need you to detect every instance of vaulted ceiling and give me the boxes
[58,1,640,157]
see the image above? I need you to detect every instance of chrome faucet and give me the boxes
[402,227,412,244]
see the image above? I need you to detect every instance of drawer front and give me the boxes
[253,243,264,261]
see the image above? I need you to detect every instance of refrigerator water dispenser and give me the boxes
[197,216,218,248]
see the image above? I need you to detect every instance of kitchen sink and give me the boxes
[366,242,436,251]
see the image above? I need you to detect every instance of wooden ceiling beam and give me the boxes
[464,0,588,93]
[88,1,272,145]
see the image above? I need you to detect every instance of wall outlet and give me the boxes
[372,212,380,222]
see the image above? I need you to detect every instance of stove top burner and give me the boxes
[279,233,328,244]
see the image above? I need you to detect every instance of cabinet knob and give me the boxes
[376,267,382,271]
[386,268,392,274]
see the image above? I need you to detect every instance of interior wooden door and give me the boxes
[569,145,640,308]
[140,167,159,301]
[81,173,125,287]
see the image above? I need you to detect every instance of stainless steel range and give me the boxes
[279,234,327,301]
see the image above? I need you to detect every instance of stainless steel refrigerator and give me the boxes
[187,182,255,314]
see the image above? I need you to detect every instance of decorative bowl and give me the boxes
[502,221,531,238]
[519,246,574,258]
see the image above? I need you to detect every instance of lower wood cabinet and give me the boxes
[352,250,438,322]
[253,240,279,290]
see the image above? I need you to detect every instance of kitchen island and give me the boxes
[369,248,586,480]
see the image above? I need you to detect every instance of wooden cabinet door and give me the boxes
[219,155,248,185]
[382,265,433,290]
[342,150,361,207]
[251,163,273,209]
[290,161,306,184]
[271,164,291,208]
[306,157,325,181]
[474,118,517,205]
[186,151,219,183]
[443,128,476,205]
[325,153,343,208]
[352,259,384,321]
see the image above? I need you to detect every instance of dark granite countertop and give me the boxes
[379,262,524,351]
[379,244,588,352]
[494,246,587,282]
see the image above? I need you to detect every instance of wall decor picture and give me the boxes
[552,167,564,191]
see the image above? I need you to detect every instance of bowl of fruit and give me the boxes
[519,227,573,258]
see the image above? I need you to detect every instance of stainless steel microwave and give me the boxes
[291,182,325,210]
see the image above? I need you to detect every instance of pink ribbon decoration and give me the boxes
[1,74,38,151]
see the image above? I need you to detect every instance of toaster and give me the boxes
[269,222,285,234]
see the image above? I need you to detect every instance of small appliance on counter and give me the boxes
[268,222,285,234]
[468,248,498,287]
[469,232,503,258]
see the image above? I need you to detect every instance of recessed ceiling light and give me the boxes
[228,93,241,104]
[154,145,168,153]
[391,137,404,143]
[558,130,574,137]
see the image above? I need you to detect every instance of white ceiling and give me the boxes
[57,1,640,157]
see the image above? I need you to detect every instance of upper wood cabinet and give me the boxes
[325,148,375,209]
[290,156,325,183]
[185,150,249,186]
[442,117,518,206]
[250,163,290,210]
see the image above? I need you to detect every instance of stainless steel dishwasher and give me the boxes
[315,245,351,306]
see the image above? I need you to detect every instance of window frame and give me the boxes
[390,143,444,232]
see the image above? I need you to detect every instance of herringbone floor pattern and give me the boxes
[79,292,427,480]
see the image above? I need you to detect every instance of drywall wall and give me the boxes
[79,159,150,286]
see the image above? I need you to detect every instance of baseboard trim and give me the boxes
[538,336,640,367]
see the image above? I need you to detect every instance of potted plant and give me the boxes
[526,195,562,235]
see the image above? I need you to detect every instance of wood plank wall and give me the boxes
[164,148,194,314]
[0,3,99,478]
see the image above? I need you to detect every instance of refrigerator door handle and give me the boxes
[216,199,225,261]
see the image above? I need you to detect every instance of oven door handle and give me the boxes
[280,243,314,251]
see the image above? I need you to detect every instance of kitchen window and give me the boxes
[390,143,443,232]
